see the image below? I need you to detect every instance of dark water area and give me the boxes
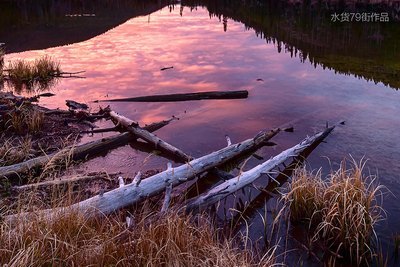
[1,0,400,265]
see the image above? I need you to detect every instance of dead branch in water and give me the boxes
[229,126,334,232]
[12,173,114,192]
[109,111,192,161]
[94,90,249,103]
[80,126,120,134]
[185,127,335,212]
[0,117,177,181]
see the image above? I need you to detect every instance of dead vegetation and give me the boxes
[0,47,4,74]
[3,56,61,93]
[0,136,34,167]
[283,159,386,265]
[5,102,44,134]
[0,195,277,266]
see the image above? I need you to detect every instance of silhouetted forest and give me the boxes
[182,0,400,89]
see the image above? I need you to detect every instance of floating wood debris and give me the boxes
[94,90,249,102]
[160,66,174,71]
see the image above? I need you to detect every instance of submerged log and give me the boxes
[66,100,89,110]
[80,126,119,134]
[94,90,249,103]
[185,127,335,212]
[0,118,176,181]
[4,128,281,222]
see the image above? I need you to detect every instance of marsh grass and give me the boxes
[39,136,79,181]
[5,102,44,134]
[0,136,34,167]
[5,56,61,92]
[283,159,385,265]
[0,195,277,266]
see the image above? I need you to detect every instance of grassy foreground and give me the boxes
[0,206,276,266]
[0,158,387,266]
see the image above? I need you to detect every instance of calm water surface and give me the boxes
[4,4,400,262]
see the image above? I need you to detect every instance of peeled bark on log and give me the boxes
[0,118,176,181]
[95,90,249,103]
[4,128,281,223]
[185,127,334,212]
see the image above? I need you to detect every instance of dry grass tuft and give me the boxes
[0,48,4,86]
[0,136,34,167]
[0,48,4,71]
[0,205,277,266]
[6,103,44,135]
[5,56,60,92]
[34,56,61,77]
[283,159,385,265]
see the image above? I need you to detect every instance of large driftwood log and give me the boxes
[95,90,249,103]
[0,118,175,180]
[185,127,334,212]
[5,128,281,222]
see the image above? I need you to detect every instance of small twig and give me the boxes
[225,135,232,146]
[118,176,125,188]
[161,183,173,212]
[132,171,142,187]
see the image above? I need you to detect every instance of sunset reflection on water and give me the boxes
[5,6,400,249]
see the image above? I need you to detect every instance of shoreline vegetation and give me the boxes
[0,53,392,266]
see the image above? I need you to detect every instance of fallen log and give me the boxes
[81,126,119,134]
[94,90,249,103]
[185,126,334,212]
[12,173,113,191]
[0,118,176,181]
[4,127,281,222]
[231,124,336,228]
[110,111,236,181]
[109,111,192,161]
